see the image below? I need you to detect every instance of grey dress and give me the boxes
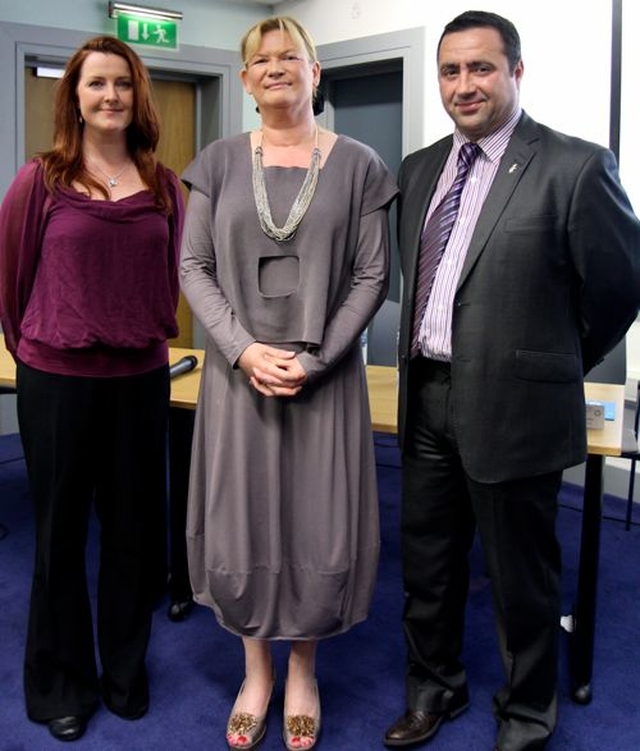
[180,132,398,639]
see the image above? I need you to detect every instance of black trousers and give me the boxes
[167,408,195,602]
[401,358,562,751]
[17,361,169,722]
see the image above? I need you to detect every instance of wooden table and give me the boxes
[0,341,206,406]
[365,366,625,449]
[1,342,204,404]
[365,364,398,433]
[166,357,401,433]
[166,347,204,408]
[0,340,625,701]
[1,340,399,429]
[0,336,17,391]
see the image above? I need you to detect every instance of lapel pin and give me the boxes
[508,163,519,174]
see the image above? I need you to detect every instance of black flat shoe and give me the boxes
[168,598,195,622]
[103,697,148,721]
[47,715,87,742]
[100,672,148,721]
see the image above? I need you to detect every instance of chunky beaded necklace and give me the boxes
[252,126,321,243]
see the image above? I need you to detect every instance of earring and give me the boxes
[78,113,83,124]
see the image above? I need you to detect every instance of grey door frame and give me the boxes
[0,20,243,197]
[315,29,424,366]
[317,27,425,158]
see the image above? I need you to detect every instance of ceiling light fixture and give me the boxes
[108,2,183,21]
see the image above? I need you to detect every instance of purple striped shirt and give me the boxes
[417,108,522,361]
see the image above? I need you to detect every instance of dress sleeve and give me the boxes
[0,160,49,356]
[295,148,397,382]
[179,189,255,365]
[361,150,400,216]
[181,143,214,197]
[297,206,392,382]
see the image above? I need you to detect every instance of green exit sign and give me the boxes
[116,13,179,50]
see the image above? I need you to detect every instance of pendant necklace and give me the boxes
[89,159,131,188]
[252,126,321,243]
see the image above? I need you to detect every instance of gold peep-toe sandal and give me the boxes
[283,679,321,750]
[226,675,274,750]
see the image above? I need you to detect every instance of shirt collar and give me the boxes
[453,107,522,163]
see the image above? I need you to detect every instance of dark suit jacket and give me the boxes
[397,112,640,483]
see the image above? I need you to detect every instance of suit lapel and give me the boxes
[457,115,540,290]
[402,140,451,300]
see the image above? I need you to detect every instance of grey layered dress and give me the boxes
[180,132,398,639]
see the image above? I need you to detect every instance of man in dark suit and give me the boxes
[384,10,640,751]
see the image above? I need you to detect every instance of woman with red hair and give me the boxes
[0,35,183,742]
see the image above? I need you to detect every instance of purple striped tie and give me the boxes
[411,142,481,358]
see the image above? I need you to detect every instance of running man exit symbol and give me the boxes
[116,14,179,50]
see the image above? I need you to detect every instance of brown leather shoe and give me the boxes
[383,704,468,747]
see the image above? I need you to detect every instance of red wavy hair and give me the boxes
[40,35,171,212]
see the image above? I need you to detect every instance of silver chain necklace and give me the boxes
[89,159,131,188]
[252,127,321,243]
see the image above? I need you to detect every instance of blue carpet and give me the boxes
[0,431,639,750]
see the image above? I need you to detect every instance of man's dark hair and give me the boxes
[438,10,522,74]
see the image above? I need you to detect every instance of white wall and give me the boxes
[0,0,623,155]
[279,0,613,149]
[620,0,640,214]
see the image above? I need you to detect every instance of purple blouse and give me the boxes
[0,160,183,377]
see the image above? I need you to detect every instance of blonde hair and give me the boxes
[240,16,318,67]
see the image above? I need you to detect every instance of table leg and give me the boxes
[570,453,604,704]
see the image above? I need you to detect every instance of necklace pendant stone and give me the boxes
[108,177,118,187]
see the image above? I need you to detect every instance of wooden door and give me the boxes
[24,69,196,346]
[152,78,195,348]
